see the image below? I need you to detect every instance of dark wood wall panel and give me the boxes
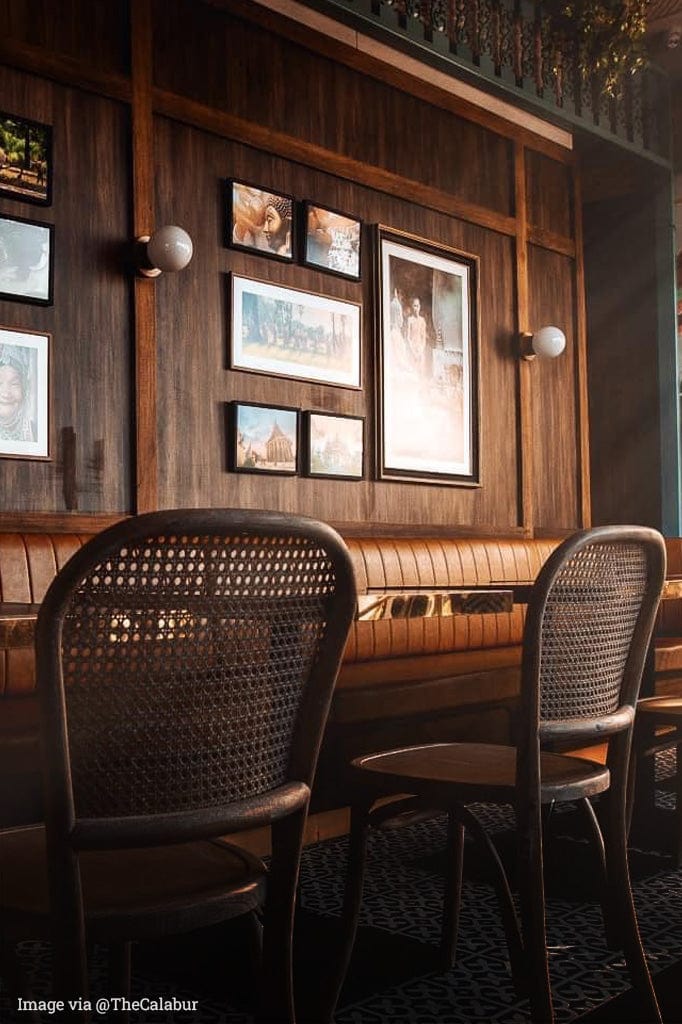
[525,150,574,239]
[154,117,520,528]
[527,244,579,530]
[152,0,514,218]
[584,193,661,528]
[0,65,132,513]
[1,0,130,75]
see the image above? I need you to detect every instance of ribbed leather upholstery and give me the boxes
[0,533,93,697]
[342,537,558,669]
[652,538,682,678]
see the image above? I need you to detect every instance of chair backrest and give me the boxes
[36,509,356,848]
[518,525,666,758]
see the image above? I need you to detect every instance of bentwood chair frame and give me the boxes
[0,509,356,1023]
[324,525,665,1024]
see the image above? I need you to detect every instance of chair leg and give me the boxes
[454,804,526,999]
[603,787,662,1024]
[319,797,374,1024]
[257,805,308,1024]
[439,811,464,970]
[577,798,620,951]
[516,797,553,1023]
[675,744,682,869]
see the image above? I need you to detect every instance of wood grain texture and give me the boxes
[572,163,591,527]
[583,191,661,528]
[514,145,533,534]
[527,244,579,531]
[0,65,132,515]
[204,0,574,162]
[0,0,130,77]
[153,0,515,217]
[525,150,574,240]
[131,0,157,513]
[153,118,520,530]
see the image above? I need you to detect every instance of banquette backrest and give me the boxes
[0,532,94,698]
[2,529,681,823]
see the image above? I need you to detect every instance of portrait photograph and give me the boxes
[0,110,52,205]
[0,326,50,459]
[229,401,299,475]
[377,227,479,486]
[0,214,54,305]
[304,412,364,479]
[227,179,294,261]
[302,203,361,280]
[231,275,362,389]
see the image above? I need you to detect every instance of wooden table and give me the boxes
[0,603,40,647]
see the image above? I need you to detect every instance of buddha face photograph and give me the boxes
[228,179,294,261]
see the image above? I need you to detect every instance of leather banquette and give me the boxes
[2,530,681,825]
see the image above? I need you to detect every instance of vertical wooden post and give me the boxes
[572,160,592,527]
[130,0,158,513]
[515,141,534,534]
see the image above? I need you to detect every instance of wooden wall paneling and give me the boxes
[525,149,574,240]
[514,144,533,533]
[202,0,574,163]
[131,0,157,513]
[0,66,132,516]
[0,0,131,78]
[527,244,579,531]
[572,162,591,526]
[583,191,662,528]
[152,0,516,218]
[153,118,520,530]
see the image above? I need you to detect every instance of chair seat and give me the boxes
[638,695,682,720]
[0,825,266,939]
[353,742,610,804]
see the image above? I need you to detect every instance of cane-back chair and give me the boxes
[0,509,356,1023]
[325,525,665,1024]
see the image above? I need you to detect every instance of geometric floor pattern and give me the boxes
[1,752,681,1023]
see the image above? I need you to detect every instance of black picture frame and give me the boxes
[301,202,362,281]
[0,213,54,306]
[303,411,364,480]
[0,324,50,460]
[376,226,480,487]
[0,110,53,206]
[225,178,295,262]
[228,400,299,475]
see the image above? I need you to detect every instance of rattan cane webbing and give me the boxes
[539,542,648,722]
[60,532,337,818]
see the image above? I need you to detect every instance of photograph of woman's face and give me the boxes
[0,362,25,426]
[0,330,49,458]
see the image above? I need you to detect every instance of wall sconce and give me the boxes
[137,225,194,278]
[519,326,566,361]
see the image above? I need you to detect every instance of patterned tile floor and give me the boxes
[2,755,682,1023]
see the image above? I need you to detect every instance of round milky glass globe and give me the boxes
[147,225,193,272]
[533,325,566,359]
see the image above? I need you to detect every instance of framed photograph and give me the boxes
[0,111,52,205]
[231,275,362,389]
[304,411,364,480]
[0,214,54,305]
[377,227,479,486]
[229,401,299,475]
[226,179,294,262]
[0,326,50,459]
[302,202,361,280]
